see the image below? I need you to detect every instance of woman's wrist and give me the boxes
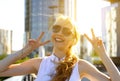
[19,45,33,58]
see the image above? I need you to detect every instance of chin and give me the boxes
[55,45,65,50]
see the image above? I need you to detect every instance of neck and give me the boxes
[53,48,67,59]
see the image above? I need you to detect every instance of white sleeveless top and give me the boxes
[35,54,81,81]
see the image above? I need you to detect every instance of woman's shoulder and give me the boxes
[77,59,97,74]
[28,57,43,63]
[77,59,93,72]
[31,56,50,63]
[78,59,92,66]
[28,57,49,72]
[32,56,51,70]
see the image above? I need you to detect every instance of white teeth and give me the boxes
[55,38,63,42]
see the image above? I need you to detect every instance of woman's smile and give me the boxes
[55,38,64,42]
[52,34,65,44]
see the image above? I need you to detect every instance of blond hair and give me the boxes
[51,14,80,81]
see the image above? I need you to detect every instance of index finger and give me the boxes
[84,33,92,43]
[91,28,96,39]
[36,32,44,41]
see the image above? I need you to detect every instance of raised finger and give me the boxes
[39,40,51,46]
[36,32,44,41]
[84,33,92,43]
[91,28,96,39]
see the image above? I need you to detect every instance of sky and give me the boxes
[0,0,25,51]
[76,0,110,36]
[0,0,110,51]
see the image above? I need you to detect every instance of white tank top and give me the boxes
[35,54,81,81]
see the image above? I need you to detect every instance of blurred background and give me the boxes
[0,0,120,81]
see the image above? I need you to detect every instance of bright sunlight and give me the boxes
[76,0,110,37]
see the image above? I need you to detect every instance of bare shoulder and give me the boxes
[78,59,96,71]
[78,59,92,66]
[77,59,100,78]
[27,57,42,71]
[78,59,87,69]
[77,59,87,78]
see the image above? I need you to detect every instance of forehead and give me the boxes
[54,18,74,29]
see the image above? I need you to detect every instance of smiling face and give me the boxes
[51,16,76,52]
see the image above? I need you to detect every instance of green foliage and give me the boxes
[90,50,98,57]
[0,54,7,60]
[92,58,103,65]
[15,57,30,64]
[0,53,30,64]
[90,50,103,65]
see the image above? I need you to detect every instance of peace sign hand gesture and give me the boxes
[22,32,50,57]
[84,29,106,57]
[27,32,50,50]
[84,29,120,81]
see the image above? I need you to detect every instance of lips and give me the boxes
[55,38,64,42]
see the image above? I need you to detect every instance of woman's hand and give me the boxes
[84,28,120,81]
[25,32,50,51]
[0,32,50,75]
[84,28,106,56]
[21,32,50,58]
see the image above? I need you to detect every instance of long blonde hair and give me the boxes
[51,14,80,81]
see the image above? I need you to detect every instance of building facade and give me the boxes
[0,29,12,55]
[25,0,65,55]
[102,1,120,57]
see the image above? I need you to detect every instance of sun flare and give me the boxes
[76,0,110,37]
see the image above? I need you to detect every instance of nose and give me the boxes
[57,28,63,35]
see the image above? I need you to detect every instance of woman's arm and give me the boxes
[0,58,41,76]
[0,32,50,76]
[84,29,120,81]
[78,60,110,81]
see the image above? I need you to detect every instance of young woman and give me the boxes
[0,15,119,81]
